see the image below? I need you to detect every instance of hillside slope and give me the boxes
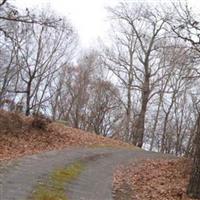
[0,110,130,160]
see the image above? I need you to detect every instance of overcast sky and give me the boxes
[14,0,199,48]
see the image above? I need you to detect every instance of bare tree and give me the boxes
[0,41,18,103]
[102,17,137,141]
[50,52,98,127]
[86,79,121,136]
[169,2,200,198]
[106,3,173,147]
[5,12,77,115]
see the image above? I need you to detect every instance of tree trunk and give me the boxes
[132,76,150,148]
[185,121,197,157]
[149,95,162,151]
[187,114,200,199]
[25,82,31,116]
[125,83,132,142]
[161,92,176,153]
[161,111,170,153]
[134,109,146,147]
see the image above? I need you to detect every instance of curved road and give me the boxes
[0,147,174,200]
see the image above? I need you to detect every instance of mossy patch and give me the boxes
[32,185,67,200]
[31,161,85,200]
[51,161,84,184]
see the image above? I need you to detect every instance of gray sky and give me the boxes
[14,0,199,48]
[14,0,116,48]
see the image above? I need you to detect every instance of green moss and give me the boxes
[51,161,84,184]
[32,185,67,200]
[31,161,85,200]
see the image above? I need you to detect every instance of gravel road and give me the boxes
[0,147,174,200]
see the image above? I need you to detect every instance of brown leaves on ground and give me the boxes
[0,110,131,161]
[113,159,195,200]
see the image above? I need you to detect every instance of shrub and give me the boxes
[31,113,52,130]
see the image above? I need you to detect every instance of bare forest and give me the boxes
[1,0,200,198]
